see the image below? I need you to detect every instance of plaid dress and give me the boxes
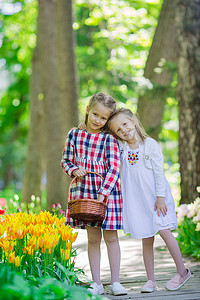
[61,129,123,230]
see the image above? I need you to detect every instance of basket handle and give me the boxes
[68,171,107,203]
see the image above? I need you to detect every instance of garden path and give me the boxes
[73,229,200,300]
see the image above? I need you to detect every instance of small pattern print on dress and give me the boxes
[128,151,139,165]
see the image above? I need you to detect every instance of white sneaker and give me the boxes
[110,282,128,296]
[87,282,104,295]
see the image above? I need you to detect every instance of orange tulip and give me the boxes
[6,225,14,236]
[8,251,15,264]
[40,232,59,252]
[15,227,25,239]
[28,224,45,238]
[24,246,34,256]
[6,233,16,241]
[0,240,16,252]
[0,236,6,243]
[29,236,39,250]
[39,236,44,248]
[4,214,15,224]
[54,218,65,230]
[69,231,78,243]
[59,226,72,242]
[36,211,57,226]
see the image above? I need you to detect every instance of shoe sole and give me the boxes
[141,287,158,293]
[88,291,104,295]
[111,292,128,296]
[165,273,192,291]
[88,287,104,295]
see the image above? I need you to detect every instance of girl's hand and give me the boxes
[154,197,167,217]
[72,168,88,177]
[97,194,105,202]
[78,122,87,130]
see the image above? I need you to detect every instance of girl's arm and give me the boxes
[149,139,168,216]
[98,135,121,198]
[61,129,79,177]
[149,139,166,197]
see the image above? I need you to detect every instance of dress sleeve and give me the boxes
[98,134,120,197]
[61,129,79,177]
[150,139,166,197]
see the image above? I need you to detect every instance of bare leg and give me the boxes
[159,229,187,277]
[86,226,102,284]
[142,236,156,282]
[103,230,120,284]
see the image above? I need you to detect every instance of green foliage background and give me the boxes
[0,0,179,201]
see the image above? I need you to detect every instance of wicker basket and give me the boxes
[68,172,107,222]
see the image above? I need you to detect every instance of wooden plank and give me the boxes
[73,230,200,299]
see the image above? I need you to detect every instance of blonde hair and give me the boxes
[85,92,116,126]
[106,108,148,142]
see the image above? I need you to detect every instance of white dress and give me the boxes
[120,143,178,239]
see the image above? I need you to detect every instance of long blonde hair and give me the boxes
[106,108,149,142]
[85,92,117,126]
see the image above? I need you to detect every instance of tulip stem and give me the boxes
[50,249,53,277]
[45,255,47,276]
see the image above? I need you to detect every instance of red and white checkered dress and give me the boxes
[61,129,123,230]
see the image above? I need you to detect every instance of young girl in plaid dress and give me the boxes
[61,93,127,296]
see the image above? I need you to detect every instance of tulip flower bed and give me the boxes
[0,211,101,299]
[176,192,200,260]
[0,211,79,278]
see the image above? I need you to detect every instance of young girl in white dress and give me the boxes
[106,108,191,293]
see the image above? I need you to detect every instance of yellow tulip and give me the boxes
[29,236,39,250]
[14,255,22,267]
[6,225,14,236]
[36,211,57,226]
[60,248,70,261]
[6,234,16,241]
[65,242,72,251]
[0,240,16,252]
[15,227,25,239]
[69,231,78,243]
[59,226,72,242]
[28,224,46,238]
[39,236,44,248]
[4,214,15,224]
[43,234,53,249]
[0,224,5,237]
[8,251,15,264]
[40,232,59,251]
[56,216,65,227]
[25,246,34,256]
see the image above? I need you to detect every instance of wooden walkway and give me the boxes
[73,230,200,300]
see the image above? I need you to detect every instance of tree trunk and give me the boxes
[56,0,79,210]
[22,0,78,212]
[137,0,178,139]
[22,44,43,208]
[175,0,200,204]
[38,0,63,211]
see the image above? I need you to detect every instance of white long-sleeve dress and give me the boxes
[119,137,178,239]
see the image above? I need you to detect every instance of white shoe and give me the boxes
[110,282,128,296]
[88,282,104,295]
[141,280,158,293]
